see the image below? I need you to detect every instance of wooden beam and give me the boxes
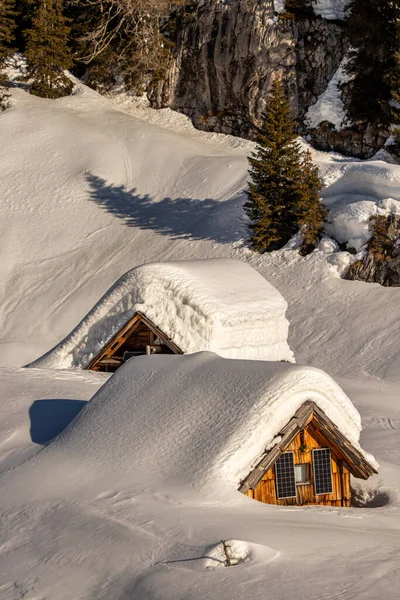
[238,402,315,494]
[87,314,141,371]
[86,312,183,371]
[312,405,377,479]
[137,312,183,355]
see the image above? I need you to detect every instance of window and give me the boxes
[313,448,333,495]
[294,463,309,485]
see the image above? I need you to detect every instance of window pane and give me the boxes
[294,463,309,484]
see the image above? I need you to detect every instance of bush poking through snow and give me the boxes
[205,540,253,569]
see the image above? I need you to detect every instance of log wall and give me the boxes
[248,424,351,507]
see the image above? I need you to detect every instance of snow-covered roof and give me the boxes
[29,258,294,369]
[47,352,377,496]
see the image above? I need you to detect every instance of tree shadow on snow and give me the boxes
[29,399,86,444]
[85,173,247,244]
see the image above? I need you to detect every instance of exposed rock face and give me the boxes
[309,121,390,159]
[345,216,400,287]
[150,0,347,140]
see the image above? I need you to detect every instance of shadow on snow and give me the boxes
[85,173,248,245]
[29,399,86,444]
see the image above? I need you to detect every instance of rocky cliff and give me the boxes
[151,0,347,141]
[151,1,346,139]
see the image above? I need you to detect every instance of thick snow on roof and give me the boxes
[46,352,377,495]
[29,258,294,369]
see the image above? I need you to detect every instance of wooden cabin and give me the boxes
[27,258,293,372]
[239,401,377,507]
[88,312,182,372]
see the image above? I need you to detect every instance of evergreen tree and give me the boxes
[0,0,18,110]
[245,75,305,252]
[345,0,400,125]
[25,0,73,99]
[297,150,327,255]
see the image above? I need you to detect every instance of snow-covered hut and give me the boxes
[53,352,377,507]
[29,258,294,371]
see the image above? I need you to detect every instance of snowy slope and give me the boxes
[2,80,400,375]
[0,359,396,600]
[1,74,400,600]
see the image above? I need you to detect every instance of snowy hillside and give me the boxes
[1,76,400,600]
[1,79,400,380]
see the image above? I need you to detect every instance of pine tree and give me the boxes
[345,0,400,125]
[297,150,327,255]
[245,75,304,252]
[0,0,18,110]
[25,0,73,99]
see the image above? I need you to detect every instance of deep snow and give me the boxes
[30,258,294,368]
[0,69,400,600]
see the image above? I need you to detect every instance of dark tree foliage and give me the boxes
[345,0,400,125]
[0,0,17,59]
[0,0,18,109]
[66,0,180,94]
[245,76,303,252]
[245,76,326,254]
[25,0,73,98]
[297,150,326,255]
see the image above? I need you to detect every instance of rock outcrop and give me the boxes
[308,121,390,160]
[345,215,400,287]
[150,0,347,140]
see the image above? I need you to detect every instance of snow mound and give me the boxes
[325,197,400,250]
[203,540,252,568]
[29,258,294,368]
[44,352,377,497]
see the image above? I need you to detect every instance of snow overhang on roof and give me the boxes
[47,353,378,494]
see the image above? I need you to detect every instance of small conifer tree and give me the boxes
[25,0,73,99]
[245,75,304,252]
[297,150,327,255]
[0,0,18,110]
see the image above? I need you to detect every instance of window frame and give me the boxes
[294,463,310,486]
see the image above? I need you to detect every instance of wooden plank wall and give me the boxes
[249,425,351,507]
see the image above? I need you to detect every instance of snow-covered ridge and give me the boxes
[28,259,294,369]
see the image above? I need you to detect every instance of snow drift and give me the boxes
[44,352,376,497]
[28,258,294,369]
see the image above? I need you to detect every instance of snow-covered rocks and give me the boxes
[313,0,346,20]
[29,258,294,369]
[305,59,349,132]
